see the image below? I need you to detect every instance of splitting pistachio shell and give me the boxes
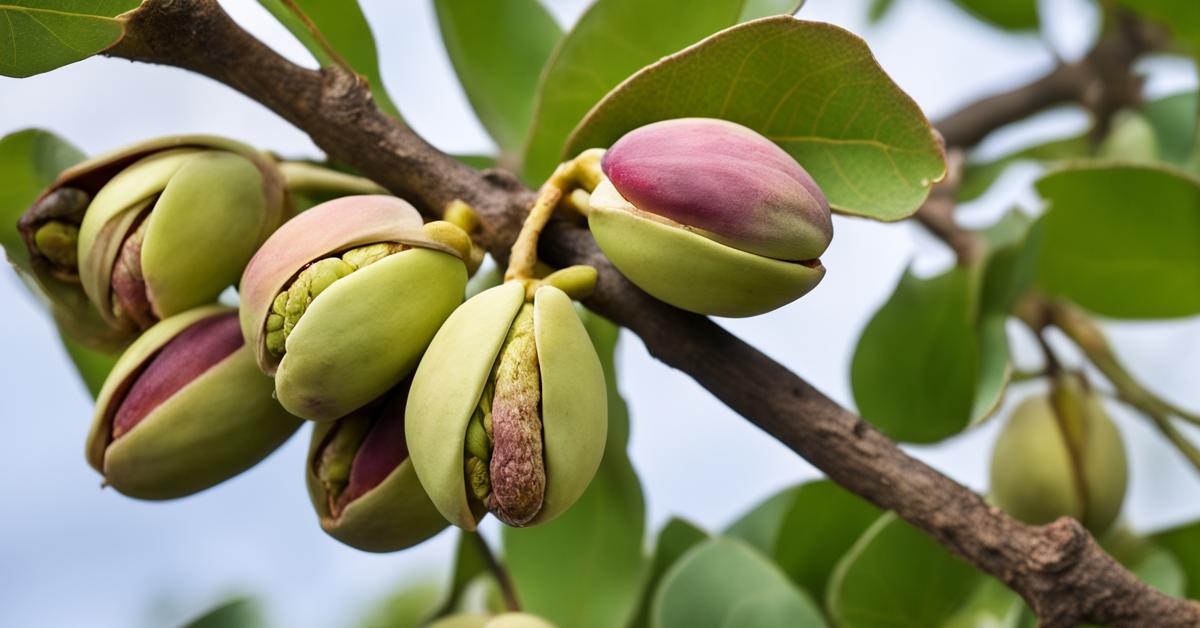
[428,615,490,628]
[85,305,301,500]
[405,282,607,530]
[589,179,825,317]
[239,195,468,421]
[990,393,1127,534]
[18,135,285,349]
[305,413,448,553]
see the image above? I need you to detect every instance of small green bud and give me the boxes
[407,282,607,530]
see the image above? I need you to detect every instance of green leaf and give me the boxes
[435,0,562,158]
[257,0,401,120]
[1151,520,1200,599]
[1128,545,1187,597]
[519,0,748,184]
[970,210,1039,423]
[565,17,946,221]
[1143,91,1198,167]
[630,518,709,628]
[0,0,137,78]
[61,331,117,398]
[851,267,978,443]
[0,129,86,271]
[957,134,1089,202]
[181,597,266,628]
[867,0,897,23]
[1034,164,1200,319]
[725,485,801,555]
[773,481,883,603]
[827,514,983,628]
[943,578,1025,628]
[0,130,115,396]
[948,0,1038,31]
[502,314,645,628]
[452,154,498,170]
[740,0,804,21]
[652,537,827,628]
[725,482,881,602]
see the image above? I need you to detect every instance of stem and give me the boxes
[1145,412,1200,474]
[469,531,521,613]
[277,161,386,196]
[279,0,356,74]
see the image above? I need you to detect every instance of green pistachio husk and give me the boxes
[406,282,607,530]
[305,384,448,553]
[589,178,825,317]
[16,135,287,349]
[239,195,470,421]
[85,305,301,500]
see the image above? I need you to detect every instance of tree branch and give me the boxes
[105,2,1199,625]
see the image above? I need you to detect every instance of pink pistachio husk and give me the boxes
[601,117,832,261]
[238,195,468,421]
[85,305,301,500]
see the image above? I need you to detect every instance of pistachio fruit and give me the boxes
[240,195,470,421]
[430,614,554,628]
[588,118,830,317]
[18,136,288,341]
[306,379,448,552]
[989,386,1128,534]
[85,305,301,499]
[407,281,607,529]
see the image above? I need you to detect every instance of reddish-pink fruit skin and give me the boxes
[601,118,832,261]
[112,312,243,438]
[338,384,412,509]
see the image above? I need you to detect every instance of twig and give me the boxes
[469,532,521,613]
[278,0,355,75]
[104,2,1200,625]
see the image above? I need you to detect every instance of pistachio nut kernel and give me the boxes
[239,195,470,422]
[85,305,301,500]
[429,614,556,628]
[989,386,1128,535]
[407,281,607,530]
[588,117,831,317]
[305,379,448,553]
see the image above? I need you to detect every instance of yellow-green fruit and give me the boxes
[85,305,301,500]
[17,136,287,350]
[305,380,447,553]
[428,613,556,628]
[239,195,470,421]
[989,393,1127,534]
[588,118,829,317]
[406,281,607,530]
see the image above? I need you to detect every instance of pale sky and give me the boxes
[1,1,1198,627]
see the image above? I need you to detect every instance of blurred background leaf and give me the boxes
[827,514,983,627]
[947,0,1038,32]
[629,518,708,628]
[180,597,266,628]
[1151,519,1200,599]
[851,267,978,442]
[652,537,826,628]
[1034,164,1200,319]
[565,17,946,221]
[435,0,562,162]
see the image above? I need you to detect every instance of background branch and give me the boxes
[106,2,1198,625]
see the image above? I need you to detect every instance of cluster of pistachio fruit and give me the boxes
[20,117,835,553]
